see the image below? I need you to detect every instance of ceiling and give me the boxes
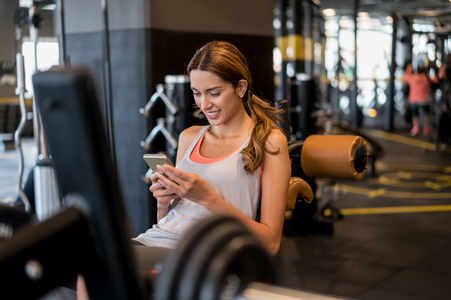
[319,0,451,27]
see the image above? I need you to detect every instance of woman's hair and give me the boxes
[187,41,281,174]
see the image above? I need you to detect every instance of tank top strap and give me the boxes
[183,126,212,160]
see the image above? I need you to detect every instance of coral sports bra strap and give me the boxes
[190,127,233,164]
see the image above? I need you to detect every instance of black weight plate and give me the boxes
[199,235,276,300]
[156,215,253,300]
[176,220,249,300]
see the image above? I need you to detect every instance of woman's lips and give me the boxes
[205,110,221,119]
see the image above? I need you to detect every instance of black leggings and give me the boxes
[410,103,430,118]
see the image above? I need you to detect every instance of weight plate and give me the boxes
[157,216,247,300]
[176,221,248,300]
[156,215,275,300]
[199,235,275,300]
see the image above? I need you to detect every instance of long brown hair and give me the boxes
[187,41,281,174]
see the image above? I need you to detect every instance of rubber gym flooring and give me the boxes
[275,128,451,300]
[1,129,451,300]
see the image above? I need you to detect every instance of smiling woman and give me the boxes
[78,40,291,300]
[134,41,291,255]
[76,40,290,300]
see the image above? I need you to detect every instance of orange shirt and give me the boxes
[404,66,438,104]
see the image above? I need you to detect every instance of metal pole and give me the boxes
[56,0,68,68]
[385,13,398,132]
[29,5,61,220]
[312,4,322,78]
[101,0,117,175]
[439,35,445,67]
[350,0,359,127]
[274,0,288,101]
[407,18,413,64]
[14,53,31,212]
[29,5,41,156]
[13,15,32,212]
[303,0,313,75]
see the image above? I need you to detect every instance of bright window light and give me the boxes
[358,12,369,18]
[323,9,336,17]
[22,38,59,96]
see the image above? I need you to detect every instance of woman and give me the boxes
[135,40,290,256]
[404,64,439,137]
[77,41,290,299]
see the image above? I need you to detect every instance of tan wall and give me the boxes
[64,0,273,36]
[150,0,273,36]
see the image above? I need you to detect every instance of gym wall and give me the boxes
[63,0,274,236]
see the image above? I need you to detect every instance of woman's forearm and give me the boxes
[157,206,170,222]
[203,196,283,257]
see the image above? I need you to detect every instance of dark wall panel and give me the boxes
[65,31,151,236]
[65,32,106,118]
[109,29,151,235]
[149,29,275,102]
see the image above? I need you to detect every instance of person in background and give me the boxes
[404,63,439,137]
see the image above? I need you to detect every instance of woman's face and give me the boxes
[190,70,247,126]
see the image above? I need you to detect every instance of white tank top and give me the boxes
[134,126,260,248]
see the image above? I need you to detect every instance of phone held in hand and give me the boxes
[143,154,174,173]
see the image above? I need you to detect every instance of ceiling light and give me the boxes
[386,16,393,23]
[323,9,336,17]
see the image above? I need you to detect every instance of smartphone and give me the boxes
[143,153,174,173]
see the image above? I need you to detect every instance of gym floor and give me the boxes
[275,128,451,300]
[1,127,451,300]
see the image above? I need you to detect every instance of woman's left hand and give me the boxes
[155,164,220,208]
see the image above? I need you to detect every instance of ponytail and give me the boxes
[241,90,282,174]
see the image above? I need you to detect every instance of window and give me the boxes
[22,37,59,96]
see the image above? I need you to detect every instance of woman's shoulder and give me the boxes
[176,126,207,163]
[179,126,206,145]
[265,128,288,152]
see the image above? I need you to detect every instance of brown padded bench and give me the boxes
[285,134,368,210]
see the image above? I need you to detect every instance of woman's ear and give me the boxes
[237,80,248,98]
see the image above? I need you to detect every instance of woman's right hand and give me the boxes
[149,172,179,209]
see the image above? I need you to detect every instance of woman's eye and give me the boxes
[211,93,220,97]
[192,92,201,96]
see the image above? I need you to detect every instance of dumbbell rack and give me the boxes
[139,76,208,183]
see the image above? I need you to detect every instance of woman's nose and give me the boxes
[200,96,212,110]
